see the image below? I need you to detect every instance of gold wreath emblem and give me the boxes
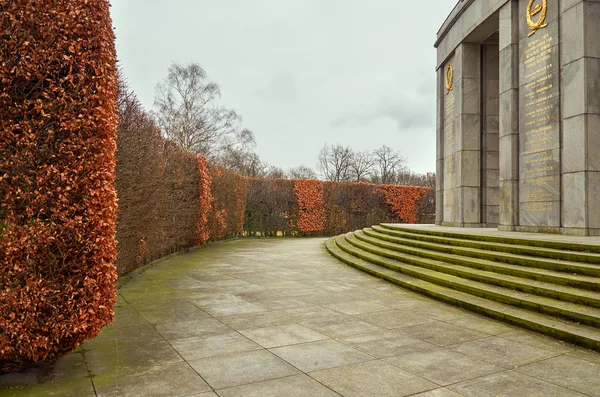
[445,64,453,94]
[526,0,548,37]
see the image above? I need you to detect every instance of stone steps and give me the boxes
[354,231,600,308]
[373,225,600,263]
[325,226,600,351]
[380,224,600,253]
[365,228,600,277]
[364,229,600,292]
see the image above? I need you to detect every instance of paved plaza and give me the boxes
[3,238,600,397]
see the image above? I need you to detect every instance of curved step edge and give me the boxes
[372,225,600,264]
[354,230,600,308]
[325,237,600,352]
[380,224,600,254]
[342,233,600,328]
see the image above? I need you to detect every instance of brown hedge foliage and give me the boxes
[322,182,387,235]
[196,156,212,244]
[0,0,118,372]
[417,187,436,224]
[115,85,248,275]
[115,88,167,272]
[294,180,325,235]
[207,165,248,239]
[380,185,428,224]
[244,179,433,236]
[244,179,296,236]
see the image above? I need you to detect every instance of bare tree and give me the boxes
[217,147,269,178]
[153,63,254,158]
[372,145,406,184]
[349,150,374,182]
[420,172,436,188]
[287,165,318,180]
[318,144,353,182]
[396,168,417,185]
[411,172,436,188]
[265,166,286,179]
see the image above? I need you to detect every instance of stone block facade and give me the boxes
[436,0,600,235]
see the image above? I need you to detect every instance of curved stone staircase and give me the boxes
[325,224,600,351]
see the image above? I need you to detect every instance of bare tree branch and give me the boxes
[372,145,406,184]
[318,144,353,182]
[153,63,255,159]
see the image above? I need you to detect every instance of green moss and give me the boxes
[325,233,600,351]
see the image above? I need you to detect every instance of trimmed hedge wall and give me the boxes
[115,90,248,275]
[0,0,118,372]
[244,179,432,236]
[0,2,434,372]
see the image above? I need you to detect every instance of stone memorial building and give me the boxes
[435,0,600,235]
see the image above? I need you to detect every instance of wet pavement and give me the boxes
[3,238,600,397]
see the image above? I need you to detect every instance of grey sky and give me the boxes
[110,0,456,174]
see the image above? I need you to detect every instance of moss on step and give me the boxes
[325,237,600,352]
[371,225,600,264]
[380,224,600,253]
[364,228,600,278]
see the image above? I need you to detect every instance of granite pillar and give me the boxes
[435,0,600,235]
[498,0,521,231]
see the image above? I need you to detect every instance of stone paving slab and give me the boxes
[187,350,299,389]
[309,360,437,397]
[2,238,600,397]
[216,374,340,397]
[384,348,501,386]
[269,339,374,372]
[238,323,328,348]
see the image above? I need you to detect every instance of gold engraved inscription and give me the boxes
[521,32,556,155]
[444,92,455,156]
[524,201,552,211]
[445,64,453,94]
[525,153,554,178]
[524,176,555,205]
[527,0,548,37]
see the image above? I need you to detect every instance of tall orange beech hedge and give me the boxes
[294,180,325,234]
[0,0,118,372]
[380,185,426,224]
[114,81,250,275]
[197,157,213,244]
[244,179,431,236]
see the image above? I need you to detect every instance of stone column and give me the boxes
[561,0,600,235]
[517,0,561,232]
[442,54,458,226]
[436,67,445,225]
[455,42,482,226]
[498,0,520,231]
[482,43,500,226]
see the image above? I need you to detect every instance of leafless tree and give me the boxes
[409,171,436,188]
[318,144,353,182]
[287,165,318,180]
[396,170,436,187]
[420,172,436,188]
[217,147,269,178]
[372,145,406,184]
[349,150,374,182]
[153,63,254,158]
[265,166,286,179]
[396,169,418,185]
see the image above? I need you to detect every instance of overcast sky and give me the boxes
[110,1,456,174]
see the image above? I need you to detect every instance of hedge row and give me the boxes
[0,0,433,373]
[0,0,118,372]
[115,89,247,275]
[244,179,433,236]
